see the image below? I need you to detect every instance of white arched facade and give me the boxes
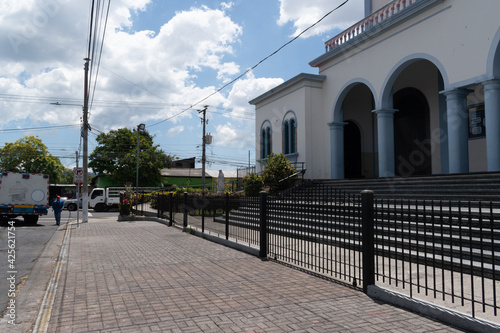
[251,0,500,180]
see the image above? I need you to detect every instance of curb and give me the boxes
[0,223,68,333]
[368,285,500,333]
[32,223,72,333]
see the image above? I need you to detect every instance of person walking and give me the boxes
[52,195,64,226]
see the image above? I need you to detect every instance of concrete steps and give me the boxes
[214,173,500,278]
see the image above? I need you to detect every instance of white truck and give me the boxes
[86,187,159,212]
[89,187,122,212]
[0,171,50,224]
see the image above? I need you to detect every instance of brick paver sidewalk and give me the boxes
[46,218,464,332]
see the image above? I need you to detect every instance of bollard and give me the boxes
[169,192,173,227]
[259,191,268,259]
[225,192,229,240]
[141,192,144,216]
[183,192,188,231]
[157,192,160,219]
[361,189,375,293]
[201,194,205,233]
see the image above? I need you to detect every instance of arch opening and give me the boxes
[393,87,432,176]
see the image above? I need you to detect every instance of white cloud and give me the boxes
[0,1,245,131]
[224,71,283,122]
[277,0,364,38]
[167,125,184,137]
[110,0,151,29]
[209,72,284,149]
[0,0,357,161]
[214,122,251,148]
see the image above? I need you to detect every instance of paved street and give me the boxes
[0,209,118,332]
[24,217,469,332]
[0,214,61,315]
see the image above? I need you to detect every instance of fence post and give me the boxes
[169,192,173,227]
[361,190,375,293]
[259,191,268,259]
[183,192,188,231]
[157,192,160,219]
[201,194,205,233]
[225,192,229,240]
[141,192,144,216]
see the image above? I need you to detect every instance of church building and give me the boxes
[250,0,500,179]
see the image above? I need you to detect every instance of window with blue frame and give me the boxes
[260,124,272,159]
[282,113,297,155]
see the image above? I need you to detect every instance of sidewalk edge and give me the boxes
[32,223,72,333]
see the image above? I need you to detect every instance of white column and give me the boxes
[443,89,470,174]
[329,121,347,179]
[483,79,500,171]
[373,109,398,177]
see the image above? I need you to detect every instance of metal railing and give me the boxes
[132,192,261,248]
[131,184,500,323]
[266,186,363,288]
[373,197,500,320]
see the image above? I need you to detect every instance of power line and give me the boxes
[1,2,348,135]
[89,0,111,115]
[0,124,78,132]
[148,0,350,128]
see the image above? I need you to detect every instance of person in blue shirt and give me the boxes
[52,196,64,226]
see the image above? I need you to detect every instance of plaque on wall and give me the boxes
[469,104,485,138]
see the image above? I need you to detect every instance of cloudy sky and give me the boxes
[0,0,363,172]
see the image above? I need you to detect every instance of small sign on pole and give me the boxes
[73,167,84,186]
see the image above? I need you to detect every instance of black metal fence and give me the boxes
[373,197,500,320]
[133,192,261,248]
[132,185,500,323]
[265,188,364,289]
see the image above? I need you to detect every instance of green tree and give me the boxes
[262,153,297,193]
[0,135,65,183]
[243,173,263,197]
[60,168,76,184]
[89,128,174,186]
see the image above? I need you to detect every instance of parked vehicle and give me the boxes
[89,187,122,212]
[49,184,76,204]
[88,187,159,212]
[64,197,82,211]
[0,171,50,224]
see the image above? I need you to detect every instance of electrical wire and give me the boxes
[86,0,111,123]
[147,0,350,128]
[0,125,78,132]
[89,0,111,114]
[1,1,348,170]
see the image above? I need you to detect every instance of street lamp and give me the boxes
[136,123,145,194]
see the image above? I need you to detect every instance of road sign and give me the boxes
[73,167,83,186]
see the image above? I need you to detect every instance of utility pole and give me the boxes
[198,106,208,194]
[82,57,90,223]
[76,151,80,227]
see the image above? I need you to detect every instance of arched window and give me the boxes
[260,123,272,159]
[282,113,297,155]
[261,128,266,159]
[283,121,290,154]
[289,118,296,154]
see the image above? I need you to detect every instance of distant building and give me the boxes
[250,0,500,179]
[161,168,237,190]
[173,157,196,169]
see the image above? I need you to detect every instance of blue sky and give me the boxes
[0,0,363,173]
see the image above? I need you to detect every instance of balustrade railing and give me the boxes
[325,0,422,52]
